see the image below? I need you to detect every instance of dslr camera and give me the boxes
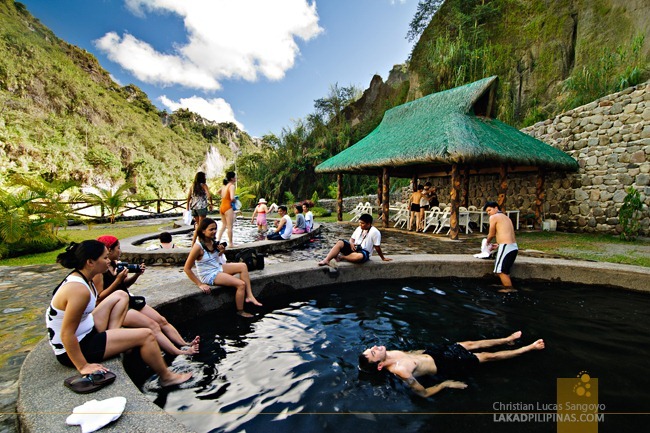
[219,242,227,248]
[116,262,142,273]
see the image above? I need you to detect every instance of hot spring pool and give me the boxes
[136,278,650,433]
[139,219,268,248]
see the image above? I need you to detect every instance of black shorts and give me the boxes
[56,327,107,367]
[424,343,479,377]
[191,207,208,217]
[339,240,370,263]
[410,203,420,212]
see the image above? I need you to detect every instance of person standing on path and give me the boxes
[217,171,237,246]
[484,201,518,292]
[187,171,213,245]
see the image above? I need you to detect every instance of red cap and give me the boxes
[97,235,119,249]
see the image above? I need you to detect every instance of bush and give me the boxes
[619,186,643,240]
[311,206,331,217]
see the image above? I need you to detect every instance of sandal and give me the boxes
[64,370,116,394]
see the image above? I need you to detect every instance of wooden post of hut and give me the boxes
[337,173,343,222]
[497,165,508,211]
[535,170,545,229]
[462,167,470,208]
[382,167,390,228]
[449,164,461,240]
[377,172,383,218]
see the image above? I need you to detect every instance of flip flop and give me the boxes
[64,371,116,394]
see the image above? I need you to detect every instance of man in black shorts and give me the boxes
[317,213,391,268]
[359,331,544,398]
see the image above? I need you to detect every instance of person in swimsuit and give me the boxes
[484,200,518,292]
[217,171,236,246]
[47,240,191,386]
[187,171,213,245]
[251,198,268,232]
[359,331,544,398]
[408,184,423,231]
[184,218,262,317]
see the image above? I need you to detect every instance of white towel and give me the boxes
[66,397,127,433]
[473,238,492,259]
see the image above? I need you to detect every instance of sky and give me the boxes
[20,0,419,138]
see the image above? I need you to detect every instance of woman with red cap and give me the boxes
[48,240,191,386]
[94,235,200,356]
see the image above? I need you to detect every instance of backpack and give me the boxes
[235,248,265,271]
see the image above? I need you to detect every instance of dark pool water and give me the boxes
[137,278,650,433]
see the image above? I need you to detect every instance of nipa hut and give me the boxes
[315,76,578,239]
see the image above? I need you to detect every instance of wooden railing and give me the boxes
[62,199,189,221]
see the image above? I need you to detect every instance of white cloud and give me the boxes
[159,95,244,129]
[95,0,323,90]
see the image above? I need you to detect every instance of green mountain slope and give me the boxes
[0,0,255,197]
[408,0,650,125]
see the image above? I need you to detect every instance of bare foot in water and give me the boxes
[498,287,518,293]
[237,310,254,318]
[506,331,522,345]
[160,371,192,387]
[526,339,545,351]
[188,336,200,347]
[246,297,263,306]
[181,344,200,355]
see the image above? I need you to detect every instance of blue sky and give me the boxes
[21,0,419,138]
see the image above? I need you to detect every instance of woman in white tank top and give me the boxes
[47,240,191,386]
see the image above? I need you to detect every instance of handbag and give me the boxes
[182,210,194,226]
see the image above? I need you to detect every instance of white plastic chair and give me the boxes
[390,203,407,221]
[350,202,364,222]
[422,207,441,233]
[434,210,451,234]
[459,211,472,234]
[393,206,409,229]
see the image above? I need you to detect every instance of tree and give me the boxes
[406,0,445,43]
[0,172,78,258]
[87,183,133,224]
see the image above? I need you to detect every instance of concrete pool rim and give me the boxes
[18,255,650,433]
[118,221,322,265]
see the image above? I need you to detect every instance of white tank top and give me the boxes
[46,274,97,356]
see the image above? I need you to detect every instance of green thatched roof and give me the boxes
[316,76,578,177]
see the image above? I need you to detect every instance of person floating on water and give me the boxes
[317,213,390,268]
[359,331,544,398]
[484,201,518,293]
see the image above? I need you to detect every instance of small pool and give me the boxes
[137,278,650,433]
[139,219,267,249]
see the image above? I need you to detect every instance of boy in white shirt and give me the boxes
[317,213,391,267]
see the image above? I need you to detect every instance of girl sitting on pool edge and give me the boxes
[184,218,262,317]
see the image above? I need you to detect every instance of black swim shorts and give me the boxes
[423,343,479,377]
[56,327,107,367]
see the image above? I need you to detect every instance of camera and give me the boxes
[116,262,142,273]
[219,242,227,248]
